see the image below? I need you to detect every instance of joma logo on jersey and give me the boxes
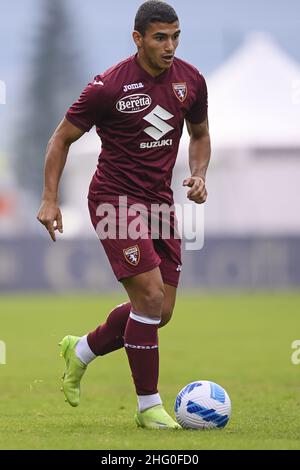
[123,82,144,93]
[116,94,151,113]
[140,105,174,148]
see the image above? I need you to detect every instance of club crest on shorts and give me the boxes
[123,245,140,266]
[172,82,188,102]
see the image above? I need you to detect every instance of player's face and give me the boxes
[134,22,180,76]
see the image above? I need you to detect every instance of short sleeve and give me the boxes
[186,73,208,124]
[66,76,108,132]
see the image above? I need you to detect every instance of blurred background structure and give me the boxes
[1,0,300,291]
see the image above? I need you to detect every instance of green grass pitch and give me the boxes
[0,293,300,450]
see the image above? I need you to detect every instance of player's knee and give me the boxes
[139,285,165,318]
[159,308,174,328]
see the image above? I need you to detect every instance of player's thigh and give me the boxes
[154,237,182,290]
[154,235,181,326]
[160,283,177,327]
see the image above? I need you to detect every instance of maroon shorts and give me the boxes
[88,199,182,288]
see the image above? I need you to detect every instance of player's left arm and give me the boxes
[183,118,211,204]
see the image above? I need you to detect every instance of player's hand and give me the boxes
[37,200,63,242]
[183,176,207,204]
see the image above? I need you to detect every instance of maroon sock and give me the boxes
[87,302,130,356]
[124,316,159,396]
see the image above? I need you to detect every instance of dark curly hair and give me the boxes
[134,1,179,36]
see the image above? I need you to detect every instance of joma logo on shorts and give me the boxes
[116,94,152,113]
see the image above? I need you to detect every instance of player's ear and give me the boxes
[132,30,143,48]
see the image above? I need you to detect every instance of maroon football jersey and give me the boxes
[66,54,207,205]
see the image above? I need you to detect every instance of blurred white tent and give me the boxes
[62,131,100,237]
[65,32,300,236]
[176,32,300,235]
[208,32,300,148]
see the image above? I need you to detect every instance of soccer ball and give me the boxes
[174,380,231,429]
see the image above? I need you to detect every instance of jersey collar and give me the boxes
[133,53,172,83]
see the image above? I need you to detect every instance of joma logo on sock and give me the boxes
[0,341,6,364]
[124,343,158,350]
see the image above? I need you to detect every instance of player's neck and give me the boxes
[136,53,166,78]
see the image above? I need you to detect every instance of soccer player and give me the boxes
[37,0,211,429]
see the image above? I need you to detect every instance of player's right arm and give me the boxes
[37,118,85,242]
